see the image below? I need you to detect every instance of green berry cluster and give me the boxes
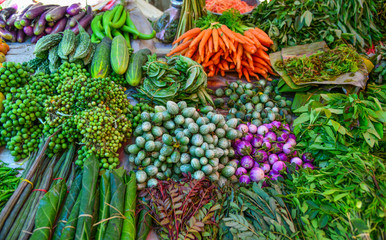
[127,103,154,129]
[0,62,32,94]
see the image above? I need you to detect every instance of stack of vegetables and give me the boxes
[126,100,241,189]
[0,160,20,211]
[206,0,256,14]
[168,11,275,81]
[213,80,293,125]
[234,121,314,184]
[134,54,214,106]
[90,4,156,44]
[0,3,93,43]
[174,0,206,42]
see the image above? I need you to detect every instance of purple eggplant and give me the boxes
[17,29,25,43]
[66,3,81,16]
[31,32,45,44]
[10,29,17,42]
[24,4,59,19]
[86,25,92,35]
[6,14,17,27]
[45,27,52,34]
[23,26,34,36]
[37,11,49,27]
[14,4,34,26]
[45,6,68,22]
[70,12,93,35]
[19,17,31,27]
[0,7,17,22]
[50,17,67,34]
[0,28,14,41]
[0,19,6,28]
[86,5,92,14]
[68,10,86,27]
[34,22,45,35]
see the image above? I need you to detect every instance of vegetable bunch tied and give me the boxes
[168,11,275,81]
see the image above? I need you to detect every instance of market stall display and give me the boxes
[0,1,384,240]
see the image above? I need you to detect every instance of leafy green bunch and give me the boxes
[247,0,383,51]
[136,54,213,106]
[283,150,386,240]
[293,93,385,163]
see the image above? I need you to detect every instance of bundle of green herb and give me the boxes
[275,46,363,83]
[293,93,385,163]
[247,0,383,51]
[283,150,386,240]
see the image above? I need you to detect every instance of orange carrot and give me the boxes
[248,69,260,80]
[215,66,220,75]
[173,28,201,44]
[247,55,254,70]
[254,28,273,44]
[244,30,262,48]
[220,69,225,77]
[220,25,237,43]
[243,68,251,82]
[203,60,214,68]
[243,44,257,54]
[204,52,215,64]
[256,48,271,65]
[199,29,213,56]
[218,29,236,52]
[229,63,236,69]
[186,46,198,58]
[167,40,192,56]
[252,56,269,67]
[212,50,223,65]
[212,28,219,52]
[218,35,226,52]
[208,36,213,53]
[261,45,268,51]
[251,28,273,47]
[236,43,243,69]
[189,30,206,49]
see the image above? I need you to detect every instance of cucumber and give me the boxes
[125,48,151,86]
[90,37,112,78]
[111,35,129,75]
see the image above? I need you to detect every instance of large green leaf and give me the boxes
[52,174,83,240]
[31,179,67,240]
[121,172,137,240]
[95,171,111,240]
[60,192,82,240]
[103,168,126,239]
[75,155,99,239]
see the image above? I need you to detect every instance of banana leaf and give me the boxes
[52,173,83,240]
[75,156,99,240]
[30,179,67,240]
[90,186,100,239]
[95,171,111,240]
[60,193,81,240]
[102,169,126,240]
[121,172,137,240]
[136,206,152,240]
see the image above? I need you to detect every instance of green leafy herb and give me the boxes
[275,45,362,83]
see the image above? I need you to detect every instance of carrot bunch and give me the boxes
[206,0,255,14]
[167,24,275,82]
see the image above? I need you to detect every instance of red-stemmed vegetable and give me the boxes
[0,19,6,28]
[33,22,45,36]
[66,3,81,16]
[37,10,49,27]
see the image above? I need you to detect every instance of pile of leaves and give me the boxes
[370,43,386,84]
[217,182,299,240]
[246,0,383,51]
[283,151,386,239]
[293,93,385,163]
[275,45,362,83]
[138,176,221,240]
[135,54,213,106]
